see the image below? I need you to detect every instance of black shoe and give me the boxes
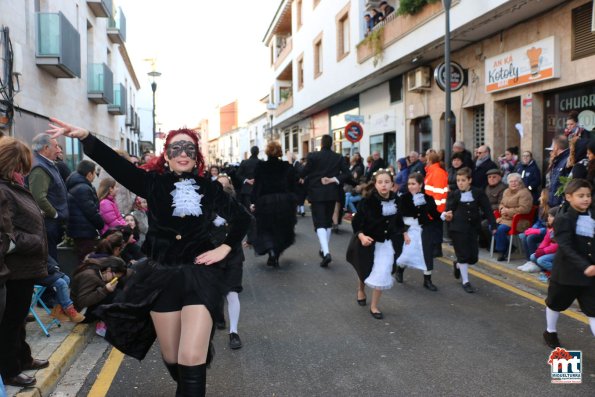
[267,251,277,267]
[497,253,507,262]
[462,282,476,293]
[423,275,438,291]
[301,212,306,217]
[453,261,461,279]
[395,267,404,283]
[543,331,561,348]
[319,250,324,258]
[178,364,206,396]
[5,373,36,387]
[24,358,49,370]
[357,291,367,306]
[370,310,384,320]
[229,332,243,350]
[320,254,332,267]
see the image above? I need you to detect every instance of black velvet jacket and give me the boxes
[81,135,251,265]
[351,191,405,243]
[446,188,496,233]
[399,192,441,226]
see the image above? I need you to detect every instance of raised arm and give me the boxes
[48,118,149,197]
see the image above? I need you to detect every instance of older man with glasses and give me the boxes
[472,145,498,190]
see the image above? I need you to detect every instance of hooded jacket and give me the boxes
[67,172,104,239]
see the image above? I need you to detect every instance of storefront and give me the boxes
[330,96,360,157]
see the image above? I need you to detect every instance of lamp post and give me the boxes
[148,70,161,151]
[443,0,452,164]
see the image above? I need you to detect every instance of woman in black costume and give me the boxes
[48,118,250,397]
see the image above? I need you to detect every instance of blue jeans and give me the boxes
[530,253,554,271]
[519,230,546,260]
[494,224,511,253]
[51,275,73,308]
[345,193,362,213]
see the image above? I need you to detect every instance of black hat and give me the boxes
[486,168,502,176]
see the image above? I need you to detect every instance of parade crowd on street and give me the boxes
[0,108,594,396]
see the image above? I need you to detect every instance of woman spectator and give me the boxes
[514,150,541,204]
[131,196,149,245]
[493,173,534,261]
[498,146,519,184]
[250,141,297,267]
[564,109,590,163]
[394,157,409,194]
[350,153,365,183]
[209,165,220,181]
[571,139,595,190]
[447,152,465,194]
[98,178,127,235]
[0,137,50,388]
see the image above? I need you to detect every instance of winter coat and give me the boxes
[0,179,48,280]
[70,259,111,311]
[551,207,595,286]
[236,155,260,196]
[67,172,104,239]
[100,195,127,235]
[35,255,66,287]
[446,188,496,233]
[497,186,533,229]
[534,227,557,257]
[0,189,12,284]
[424,163,449,212]
[485,181,507,210]
[472,158,499,189]
[515,160,541,203]
[409,160,425,177]
[300,148,350,202]
[547,149,570,208]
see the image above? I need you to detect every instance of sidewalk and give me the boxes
[4,310,94,397]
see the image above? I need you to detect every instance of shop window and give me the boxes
[473,106,485,149]
[336,5,350,61]
[389,75,403,103]
[572,2,595,60]
[314,34,323,78]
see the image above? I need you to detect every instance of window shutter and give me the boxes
[572,2,595,60]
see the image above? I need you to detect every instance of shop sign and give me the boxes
[345,114,365,123]
[345,122,364,143]
[485,36,560,93]
[434,61,466,91]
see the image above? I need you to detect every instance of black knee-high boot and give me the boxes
[178,364,207,397]
[163,361,181,397]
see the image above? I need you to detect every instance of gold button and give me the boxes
[176,234,182,240]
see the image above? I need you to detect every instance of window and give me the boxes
[572,2,595,60]
[336,5,350,61]
[292,128,299,153]
[297,54,304,89]
[284,130,290,152]
[389,75,403,102]
[473,105,485,149]
[313,33,323,78]
[296,0,303,29]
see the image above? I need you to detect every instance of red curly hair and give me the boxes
[141,128,205,175]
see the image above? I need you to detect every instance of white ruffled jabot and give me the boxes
[381,199,397,216]
[413,193,426,206]
[171,179,203,217]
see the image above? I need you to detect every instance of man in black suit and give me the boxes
[301,135,350,267]
[236,146,260,209]
[472,145,498,189]
[366,151,387,181]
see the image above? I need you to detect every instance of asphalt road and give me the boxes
[83,216,594,396]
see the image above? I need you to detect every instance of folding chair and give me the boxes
[491,206,538,263]
[30,285,61,337]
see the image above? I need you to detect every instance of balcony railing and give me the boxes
[87,0,112,18]
[274,96,293,117]
[108,83,127,115]
[87,63,114,104]
[274,36,292,70]
[36,12,81,78]
[107,7,126,44]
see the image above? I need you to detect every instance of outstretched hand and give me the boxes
[194,244,232,266]
[46,117,89,140]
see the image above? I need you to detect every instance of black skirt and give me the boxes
[253,192,297,255]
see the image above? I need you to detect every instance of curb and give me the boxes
[16,324,93,397]
[440,244,548,294]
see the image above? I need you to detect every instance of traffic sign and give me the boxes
[345,114,365,123]
[345,122,364,143]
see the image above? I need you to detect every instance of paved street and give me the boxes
[71,216,594,396]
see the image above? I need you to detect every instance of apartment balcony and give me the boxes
[357,1,452,64]
[36,12,81,78]
[87,63,114,104]
[87,0,112,18]
[125,105,134,126]
[274,96,293,117]
[108,83,127,115]
[107,7,126,44]
[274,36,292,70]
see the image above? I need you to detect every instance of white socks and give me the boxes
[326,228,331,243]
[423,270,432,275]
[546,307,560,333]
[458,263,469,284]
[317,228,330,255]
[226,292,240,334]
[589,317,595,336]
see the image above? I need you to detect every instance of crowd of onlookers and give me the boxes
[0,132,151,388]
[364,1,395,36]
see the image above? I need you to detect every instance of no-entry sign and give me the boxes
[345,122,364,143]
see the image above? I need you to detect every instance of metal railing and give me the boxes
[87,63,114,103]
[108,7,127,42]
[36,12,81,77]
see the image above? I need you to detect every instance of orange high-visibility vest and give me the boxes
[424,163,449,213]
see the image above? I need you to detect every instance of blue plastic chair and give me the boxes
[30,285,61,337]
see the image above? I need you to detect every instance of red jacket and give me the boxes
[424,163,448,213]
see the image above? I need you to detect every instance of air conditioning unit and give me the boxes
[407,66,431,92]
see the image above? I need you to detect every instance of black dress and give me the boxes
[251,158,297,256]
[81,134,251,360]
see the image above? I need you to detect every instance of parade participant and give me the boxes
[214,174,246,349]
[236,146,259,210]
[347,169,405,319]
[250,141,297,267]
[48,118,251,397]
[543,178,595,348]
[395,173,441,291]
[301,135,350,267]
[443,168,496,293]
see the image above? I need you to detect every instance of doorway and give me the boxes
[414,116,432,154]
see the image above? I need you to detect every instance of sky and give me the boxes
[117,0,280,135]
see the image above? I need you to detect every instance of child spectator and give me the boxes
[98,177,127,235]
[518,207,559,274]
[518,190,550,270]
[543,178,595,348]
[36,256,84,323]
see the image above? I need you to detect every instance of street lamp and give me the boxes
[148,70,162,151]
[443,0,452,163]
